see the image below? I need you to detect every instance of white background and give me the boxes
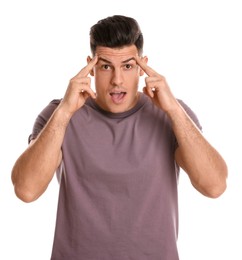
[0,0,241,259]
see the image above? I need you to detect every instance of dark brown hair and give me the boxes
[90,15,143,55]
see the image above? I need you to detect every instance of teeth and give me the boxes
[110,92,126,96]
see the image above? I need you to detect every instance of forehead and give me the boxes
[96,45,138,63]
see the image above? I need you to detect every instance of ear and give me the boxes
[87,56,94,76]
[139,56,148,76]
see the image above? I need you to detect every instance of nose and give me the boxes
[111,68,123,86]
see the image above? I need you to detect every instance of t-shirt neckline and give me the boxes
[87,92,147,119]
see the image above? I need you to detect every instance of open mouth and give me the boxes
[109,91,127,104]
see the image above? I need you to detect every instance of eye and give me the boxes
[123,64,133,70]
[101,64,111,70]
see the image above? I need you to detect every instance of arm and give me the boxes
[11,56,98,202]
[11,106,69,202]
[136,55,228,198]
[170,102,227,198]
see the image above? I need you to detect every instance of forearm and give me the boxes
[135,56,227,197]
[11,105,71,202]
[169,102,228,198]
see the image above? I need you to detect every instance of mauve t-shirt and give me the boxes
[29,93,201,260]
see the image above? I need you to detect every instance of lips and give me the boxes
[110,91,127,104]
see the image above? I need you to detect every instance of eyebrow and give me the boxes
[98,57,136,64]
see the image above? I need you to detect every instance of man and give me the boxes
[11,15,228,259]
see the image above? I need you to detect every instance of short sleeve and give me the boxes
[28,99,61,143]
[173,99,202,151]
[178,99,202,131]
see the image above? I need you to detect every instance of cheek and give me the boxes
[129,71,140,85]
[95,69,111,81]
[94,73,112,95]
[95,72,108,85]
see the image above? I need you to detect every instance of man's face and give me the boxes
[90,45,145,113]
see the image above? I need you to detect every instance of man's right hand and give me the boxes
[60,55,98,116]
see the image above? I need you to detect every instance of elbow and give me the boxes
[11,166,41,203]
[209,163,228,198]
[12,174,41,203]
[194,180,227,199]
[12,173,35,203]
[14,185,39,203]
[200,170,228,199]
[206,181,227,199]
[192,167,228,199]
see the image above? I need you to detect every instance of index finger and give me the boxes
[75,55,98,78]
[135,54,158,77]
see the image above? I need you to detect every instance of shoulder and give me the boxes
[177,99,202,130]
[38,99,61,119]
